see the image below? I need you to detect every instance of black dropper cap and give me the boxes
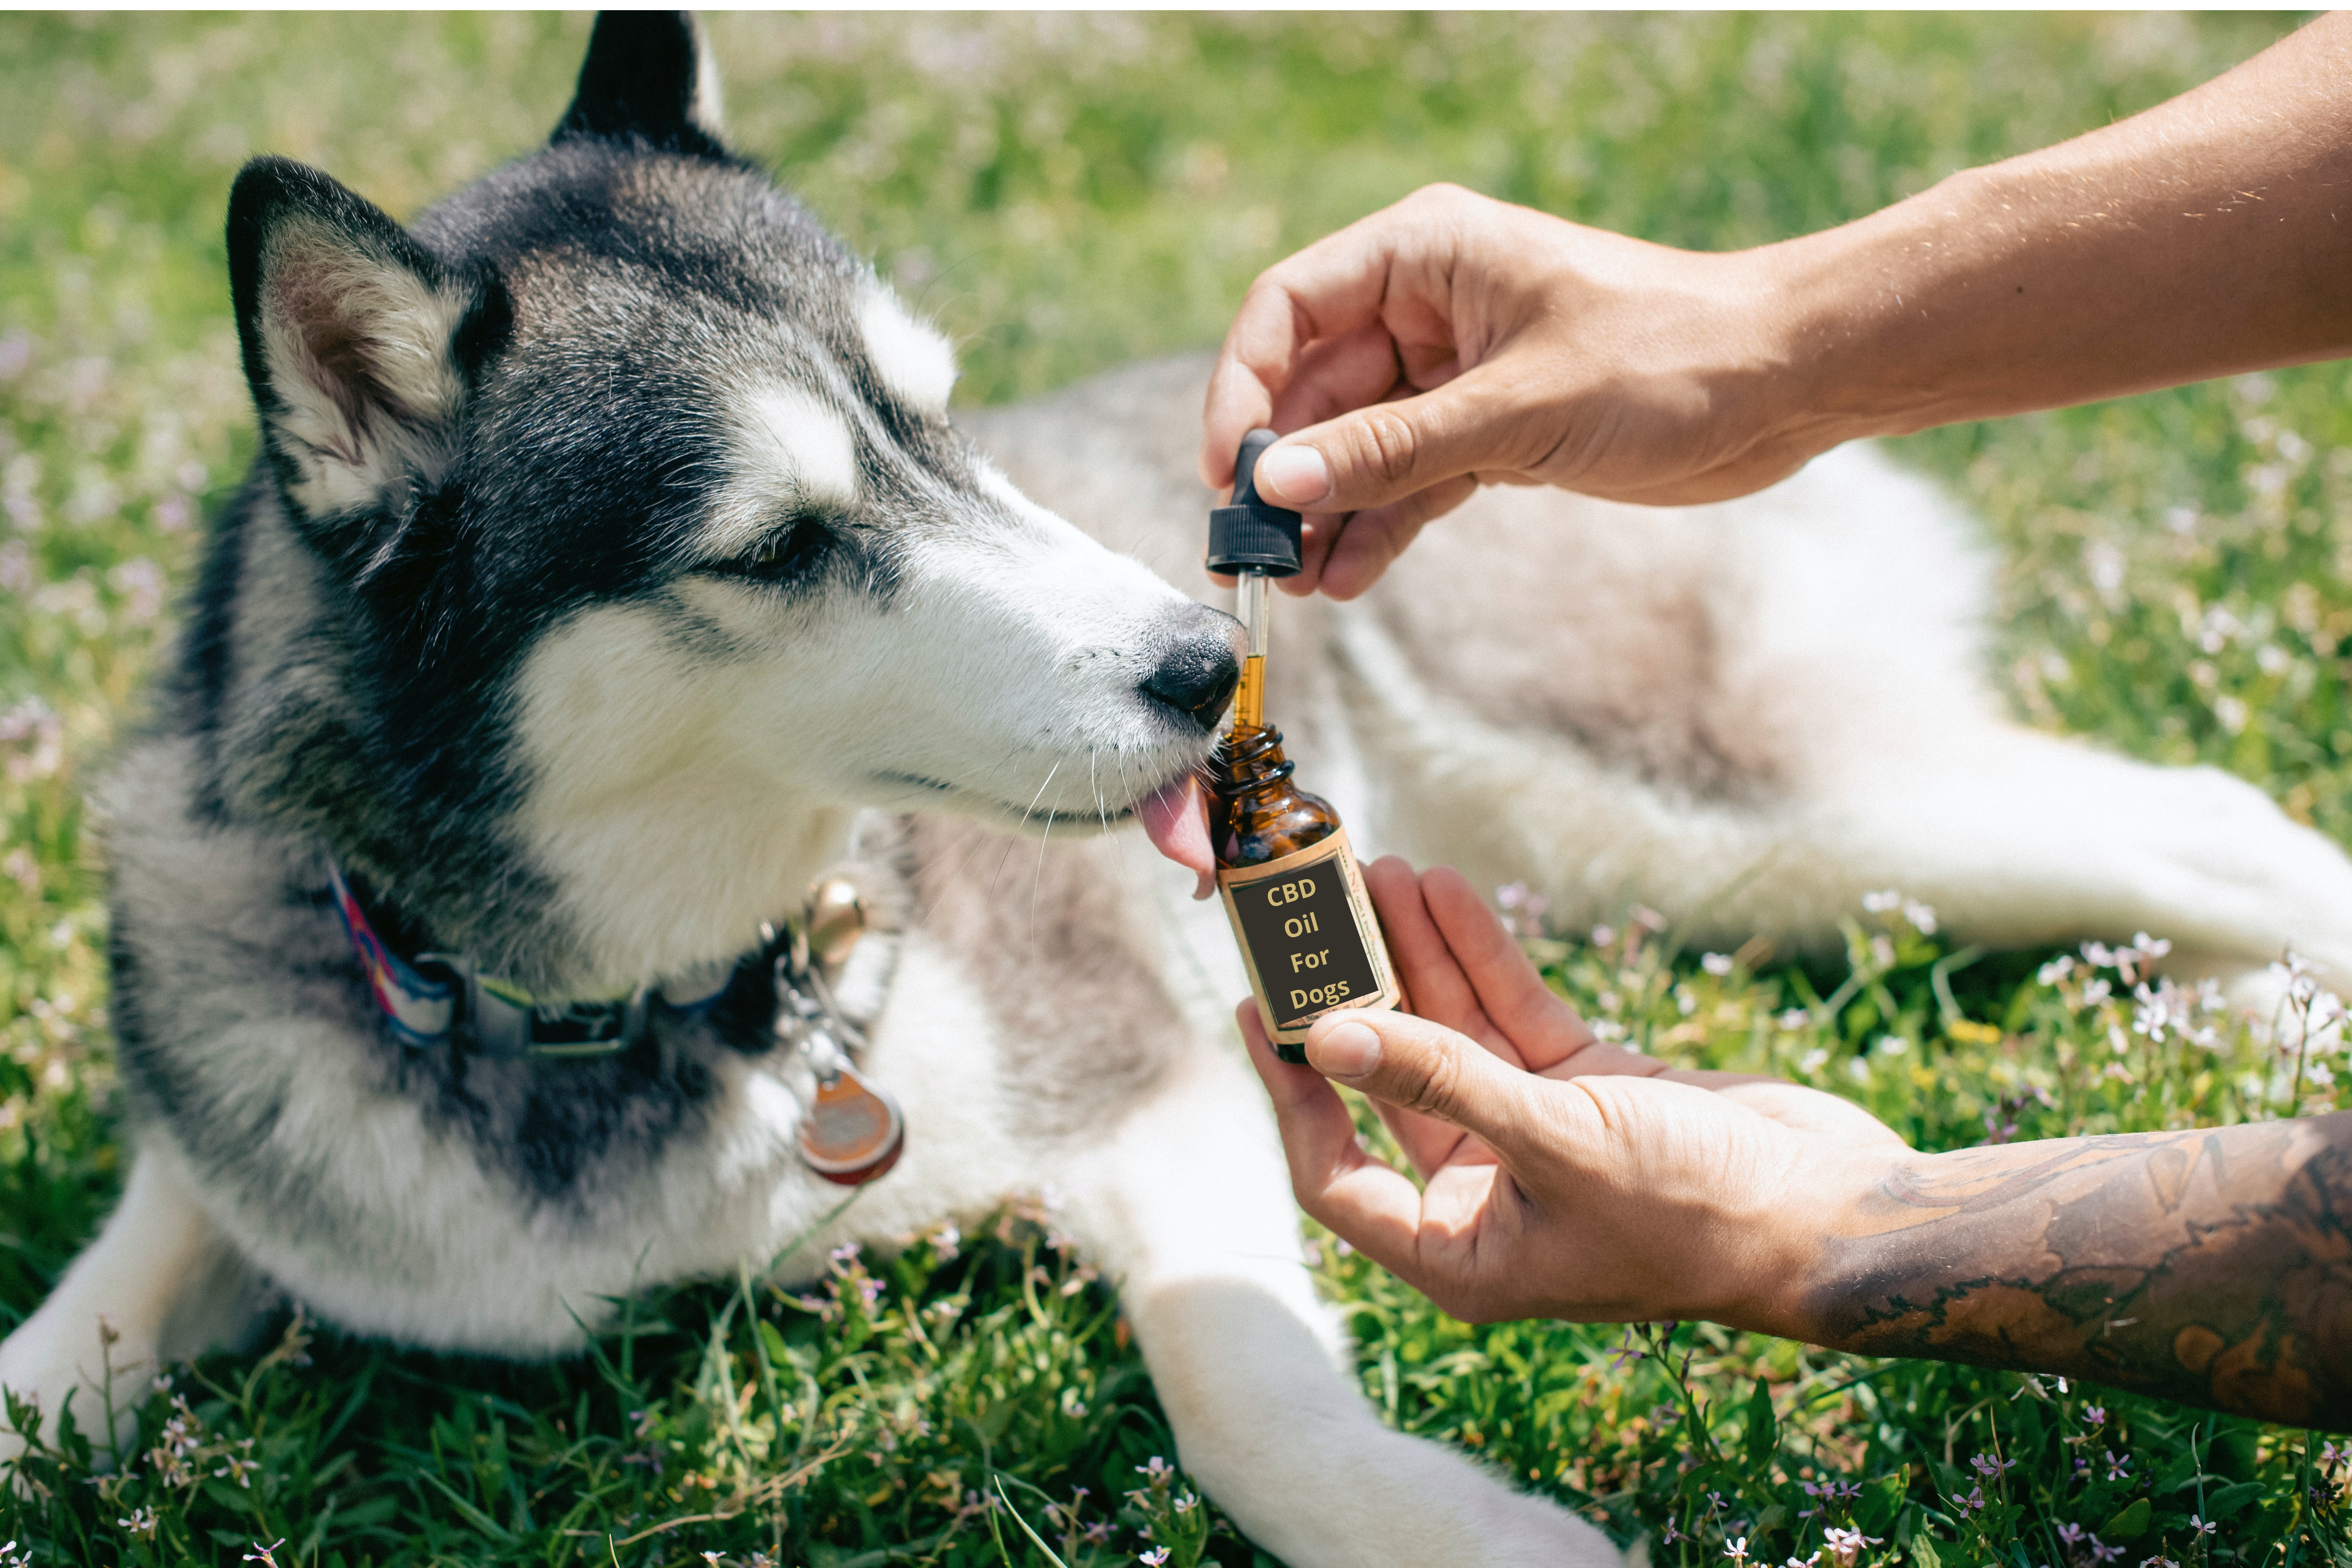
[1207,428,1303,578]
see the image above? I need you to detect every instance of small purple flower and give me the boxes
[1138,1550,1170,1567]
[2080,1404,2107,1426]
[2104,1450,2132,1482]
[2056,1523,2087,1547]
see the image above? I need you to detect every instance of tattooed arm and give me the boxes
[1243,862,2352,1430]
[1805,1118,2352,1428]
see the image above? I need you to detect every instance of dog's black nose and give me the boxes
[1140,603,1243,728]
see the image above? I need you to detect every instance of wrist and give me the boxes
[1751,186,1970,452]
[1721,1142,1911,1344]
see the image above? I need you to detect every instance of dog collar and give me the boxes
[325,863,907,1183]
[327,864,731,1058]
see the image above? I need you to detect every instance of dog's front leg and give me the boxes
[1058,1045,1622,1568]
[0,1144,259,1465]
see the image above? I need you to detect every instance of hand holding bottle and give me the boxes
[1239,859,1903,1326]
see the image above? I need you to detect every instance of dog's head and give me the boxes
[224,13,1236,983]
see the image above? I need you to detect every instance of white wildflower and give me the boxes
[1822,1528,1883,1568]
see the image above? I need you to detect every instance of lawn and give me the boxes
[2,11,2350,1567]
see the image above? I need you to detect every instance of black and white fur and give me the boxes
[11,17,2352,1568]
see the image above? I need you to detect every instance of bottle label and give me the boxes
[1217,826,1399,1055]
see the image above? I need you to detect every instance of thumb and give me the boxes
[1304,1009,1540,1157]
[1253,370,1517,514]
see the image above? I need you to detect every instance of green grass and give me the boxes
[3,11,2351,1566]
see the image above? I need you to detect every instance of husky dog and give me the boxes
[10,15,2352,1568]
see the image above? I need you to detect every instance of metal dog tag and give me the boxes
[775,880,903,1185]
[795,1060,905,1185]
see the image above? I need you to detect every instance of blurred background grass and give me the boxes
[4,11,2349,1566]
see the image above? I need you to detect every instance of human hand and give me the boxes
[1240,860,1910,1327]
[1200,184,1828,600]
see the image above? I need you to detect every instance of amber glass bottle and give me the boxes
[1208,433,1400,1062]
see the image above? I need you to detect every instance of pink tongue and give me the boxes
[1140,776,1218,900]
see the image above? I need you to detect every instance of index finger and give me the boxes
[1419,866,1596,1072]
[1363,856,1514,1061]
[1199,218,1425,490]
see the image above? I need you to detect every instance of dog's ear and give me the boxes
[553,11,727,157]
[226,156,508,537]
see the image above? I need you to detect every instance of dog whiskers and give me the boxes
[1029,761,1061,957]
[991,757,1062,905]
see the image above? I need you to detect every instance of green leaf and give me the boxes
[200,1477,260,1515]
[333,1497,400,1529]
[1857,1470,1907,1533]
[411,1471,517,1542]
[2205,1478,2267,1520]
[1741,1379,1776,1463]
[1908,1534,1944,1568]
[2101,1497,2151,1540]
[1676,1459,1739,1499]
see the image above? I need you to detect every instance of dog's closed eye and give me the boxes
[707,515,833,588]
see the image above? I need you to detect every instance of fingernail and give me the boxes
[1310,1020,1381,1078]
[1257,443,1331,506]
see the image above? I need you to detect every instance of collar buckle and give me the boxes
[417,952,648,1060]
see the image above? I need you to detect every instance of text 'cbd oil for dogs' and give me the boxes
[1207,430,1401,1061]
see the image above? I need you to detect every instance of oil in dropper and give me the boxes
[1207,430,1401,1063]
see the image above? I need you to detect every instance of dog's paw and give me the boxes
[0,1309,153,1469]
[1195,1423,1624,1568]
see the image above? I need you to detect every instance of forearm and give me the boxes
[1782,1114,2352,1430]
[1764,11,2352,446]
